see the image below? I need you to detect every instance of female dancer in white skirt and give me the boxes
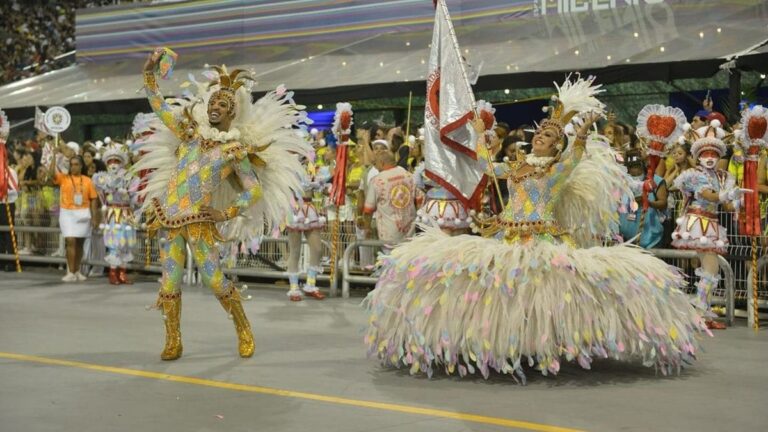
[50,153,100,281]
[364,76,708,381]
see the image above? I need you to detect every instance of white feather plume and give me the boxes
[555,134,632,246]
[553,74,606,117]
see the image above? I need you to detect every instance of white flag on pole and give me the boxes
[34,106,51,136]
[423,0,486,209]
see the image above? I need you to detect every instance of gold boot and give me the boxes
[158,292,183,361]
[217,286,254,358]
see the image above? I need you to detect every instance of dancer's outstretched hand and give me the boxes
[143,49,162,73]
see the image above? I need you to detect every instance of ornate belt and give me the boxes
[471,214,568,238]
[687,208,717,220]
[150,198,215,228]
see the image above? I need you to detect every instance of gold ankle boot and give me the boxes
[217,286,254,358]
[158,292,183,361]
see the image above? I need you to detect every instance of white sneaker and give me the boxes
[75,272,87,281]
[18,247,31,255]
[62,272,77,282]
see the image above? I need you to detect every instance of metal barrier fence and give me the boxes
[1,188,766,319]
[0,224,344,297]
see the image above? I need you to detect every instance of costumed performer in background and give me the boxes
[92,142,140,285]
[284,146,330,302]
[671,120,751,330]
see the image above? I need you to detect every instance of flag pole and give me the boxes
[405,91,413,141]
[436,0,504,208]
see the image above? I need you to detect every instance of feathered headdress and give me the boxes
[102,142,130,166]
[207,65,254,110]
[540,74,605,137]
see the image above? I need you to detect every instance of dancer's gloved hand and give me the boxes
[718,188,752,203]
[143,49,162,73]
[201,205,227,222]
[471,117,485,135]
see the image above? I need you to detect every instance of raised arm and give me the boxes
[143,51,184,139]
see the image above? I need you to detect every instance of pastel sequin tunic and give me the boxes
[492,156,577,243]
[673,167,733,215]
[92,168,140,225]
[92,168,138,208]
[145,73,262,228]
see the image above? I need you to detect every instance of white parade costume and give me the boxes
[92,144,140,284]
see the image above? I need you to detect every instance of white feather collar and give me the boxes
[525,154,556,168]
[197,124,241,143]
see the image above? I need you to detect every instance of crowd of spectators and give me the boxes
[0,132,138,274]
[1,1,136,85]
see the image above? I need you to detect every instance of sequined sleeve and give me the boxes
[91,172,108,192]
[673,169,710,197]
[478,158,512,178]
[144,71,184,139]
[551,151,580,183]
[722,170,736,193]
[230,153,263,210]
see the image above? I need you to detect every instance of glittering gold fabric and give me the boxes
[216,286,254,358]
[158,293,183,361]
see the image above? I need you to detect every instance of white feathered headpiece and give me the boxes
[540,74,605,137]
[102,142,129,166]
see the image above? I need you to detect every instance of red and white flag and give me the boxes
[423,0,486,209]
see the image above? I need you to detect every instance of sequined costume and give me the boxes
[136,62,310,360]
[286,156,330,231]
[285,155,331,301]
[92,144,140,284]
[671,122,743,321]
[672,167,733,254]
[365,77,707,380]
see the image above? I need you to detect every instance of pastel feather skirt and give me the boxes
[364,228,709,381]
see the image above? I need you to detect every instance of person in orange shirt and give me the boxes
[49,153,100,282]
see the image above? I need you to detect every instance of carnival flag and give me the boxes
[423,0,485,208]
[34,106,51,136]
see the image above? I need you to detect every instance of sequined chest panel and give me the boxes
[501,163,567,223]
[161,141,239,219]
